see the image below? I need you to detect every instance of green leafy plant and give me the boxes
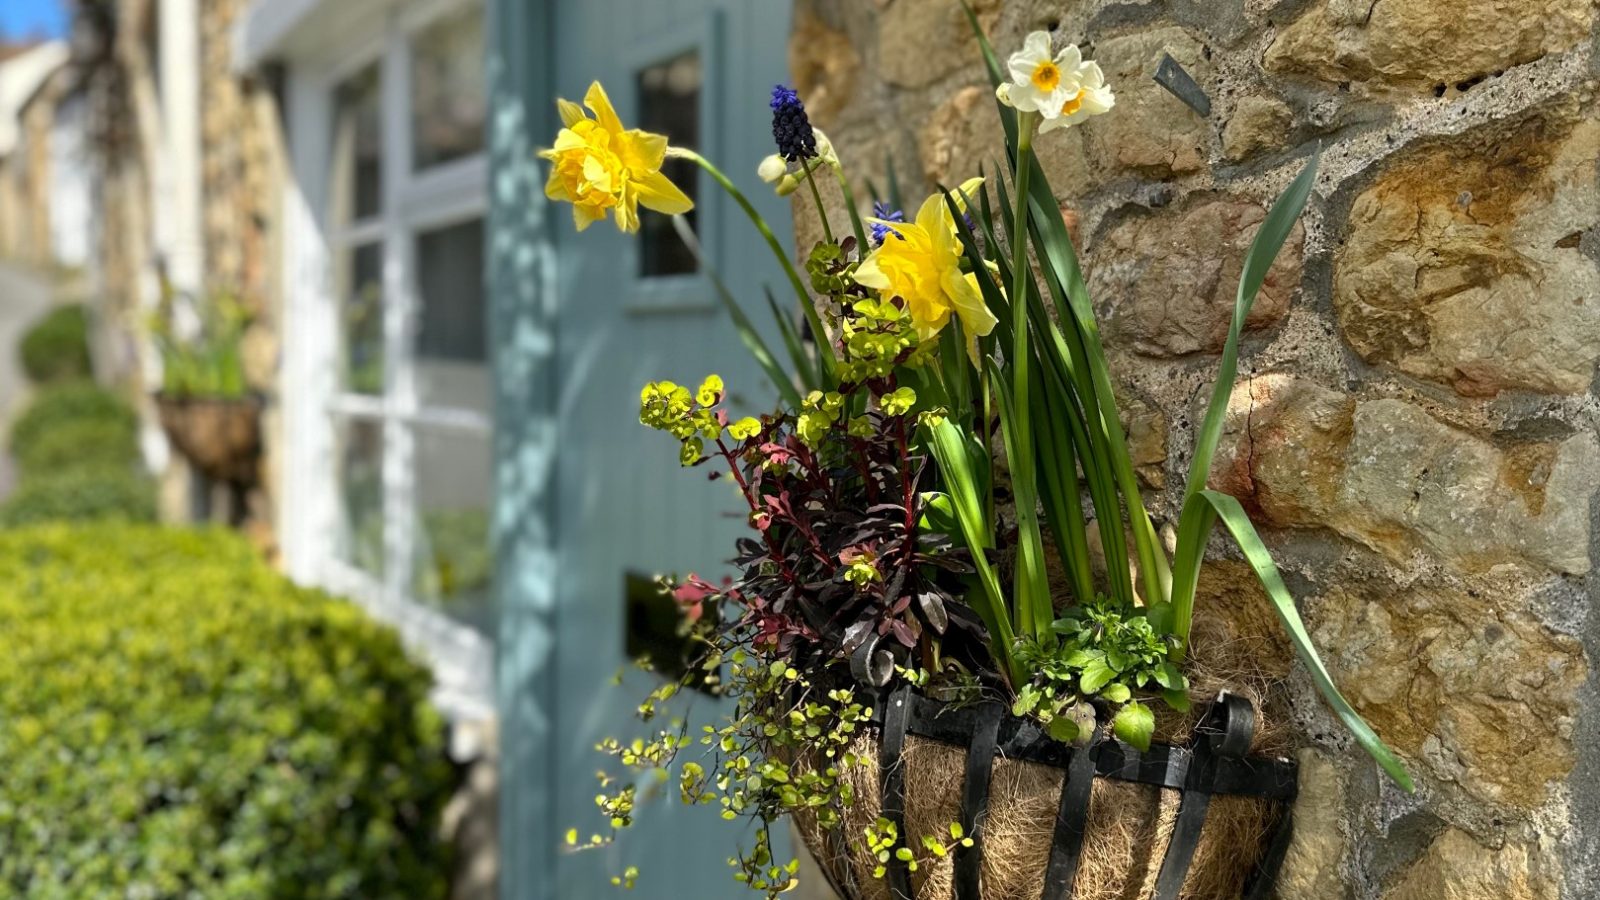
[4,382,153,527]
[0,465,156,526]
[541,25,1414,895]
[0,524,457,898]
[19,303,93,384]
[9,381,137,457]
[922,2,1409,789]
[150,290,250,399]
[10,416,138,474]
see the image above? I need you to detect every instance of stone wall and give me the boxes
[789,1,1600,897]
[197,0,286,551]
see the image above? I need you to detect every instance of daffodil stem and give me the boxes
[802,164,835,245]
[675,148,836,381]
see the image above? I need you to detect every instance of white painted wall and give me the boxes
[47,91,91,268]
[0,42,68,157]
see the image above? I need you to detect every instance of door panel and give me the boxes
[550,0,794,896]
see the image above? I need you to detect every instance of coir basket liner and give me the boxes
[795,688,1296,900]
[154,393,263,485]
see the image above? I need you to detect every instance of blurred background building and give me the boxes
[0,0,795,897]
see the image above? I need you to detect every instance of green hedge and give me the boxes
[19,304,92,385]
[11,417,140,475]
[0,525,458,898]
[4,383,151,525]
[9,382,138,464]
[0,466,157,526]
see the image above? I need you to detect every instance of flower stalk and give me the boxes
[669,146,837,382]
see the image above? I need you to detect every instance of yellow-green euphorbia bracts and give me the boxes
[855,177,997,365]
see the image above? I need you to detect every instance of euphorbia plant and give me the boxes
[540,10,1410,895]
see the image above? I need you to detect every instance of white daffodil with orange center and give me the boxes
[540,81,693,233]
[855,178,997,365]
[996,31,1115,133]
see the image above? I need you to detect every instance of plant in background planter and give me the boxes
[542,9,1412,899]
[150,289,263,491]
[19,303,93,385]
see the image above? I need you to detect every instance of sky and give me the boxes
[0,0,68,42]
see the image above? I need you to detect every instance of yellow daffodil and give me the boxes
[996,32,1114,133]
[540,82,693,233]
[855,178,997,365]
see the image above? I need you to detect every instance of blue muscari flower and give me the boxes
[770,85,817,162]
[870,202,905,246]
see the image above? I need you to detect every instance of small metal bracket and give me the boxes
[1154,53,1212,117]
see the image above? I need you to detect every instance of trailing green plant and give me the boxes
[19,303,93,384]
[0,524,457,898]
[150,289,250,399]
[538,25,1412,895]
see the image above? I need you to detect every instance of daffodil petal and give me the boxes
[614,188,641,233]
[618,129,669,173]
[953,177,985,213]
[583,81,624,133]
[853,252,891,291]
[557,98,587,128]
[949,272,998,339]
[635,169,694,216]
[1055,44,1083,72]
[913,192,946,236]
[551,128,588,152]
[544,163,572,201]
[573,203,604,231]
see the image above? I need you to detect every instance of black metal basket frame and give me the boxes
[820,687,1298,900]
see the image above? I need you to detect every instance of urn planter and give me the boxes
[798,688,1296,900]
[154,393,264,486]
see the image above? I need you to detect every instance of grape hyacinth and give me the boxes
[769,85,817,162]
[869,202,905,246]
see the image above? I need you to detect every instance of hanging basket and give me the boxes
[154,393,264,486]
[798,688,1296,900]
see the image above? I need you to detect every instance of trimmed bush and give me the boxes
[0,465,157,526]
[11,416,140,475]
[0,525,458,899]
[4,383,149,526]
[9,382,138,463]
[19,304,92,384]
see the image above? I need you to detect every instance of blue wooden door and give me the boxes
[490,0,795,897]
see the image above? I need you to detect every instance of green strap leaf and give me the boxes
[764,286,816,394]
[1187,489,1415,792]
[1183,153,1319,505]
[671,216,802,409]
[927,420,1020,684]
[988,358,1052,642]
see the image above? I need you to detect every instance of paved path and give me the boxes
[0,264,54,497]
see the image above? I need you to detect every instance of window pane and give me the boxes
[416,219,488,413]
[636,50,700,277]
[412,426,492,630]
[337,242,384,395]
[411,6,487,170]
[332,63,383,223]
[338,418,385,576]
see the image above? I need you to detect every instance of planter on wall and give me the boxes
[154,393,263,486]
[797,689,1295,900]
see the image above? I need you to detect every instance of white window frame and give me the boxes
[276,0,493,722]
